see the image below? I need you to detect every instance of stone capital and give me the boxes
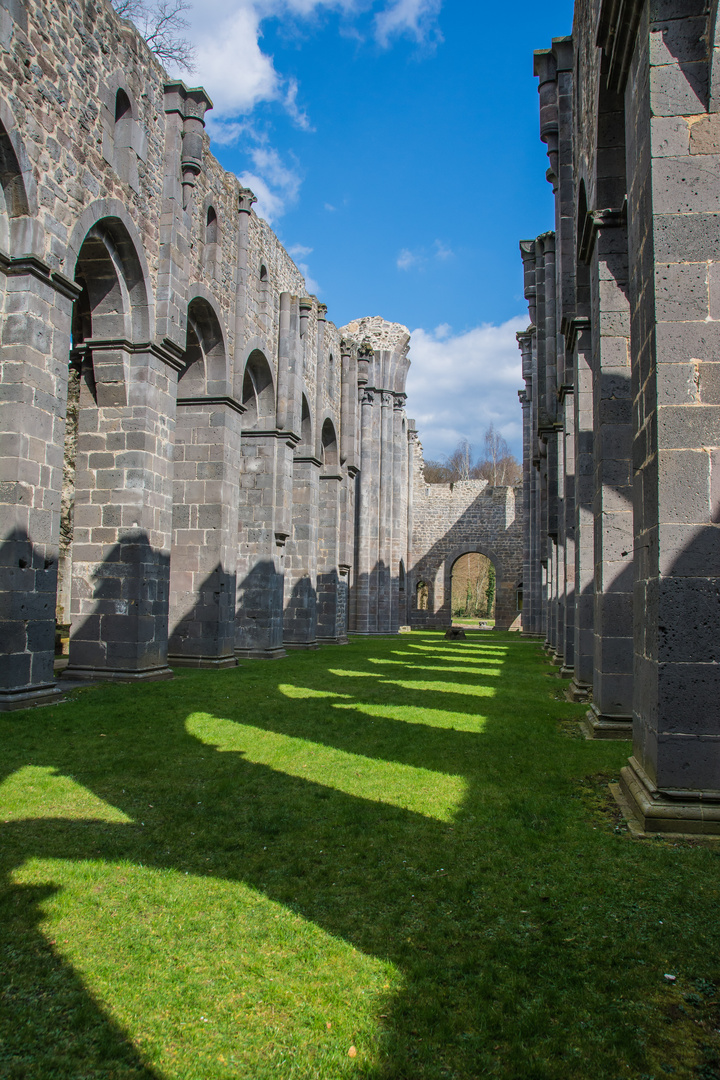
[238,186,257,214]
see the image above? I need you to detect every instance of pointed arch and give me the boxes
[241,349,275,429]
[321,417,338,471]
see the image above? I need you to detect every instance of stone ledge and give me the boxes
[0,684,63,711]
[61,666,174,682]
[581,704,632,740]
[235,648,287,660]
[168,655,238,669]
[613,758,720,837]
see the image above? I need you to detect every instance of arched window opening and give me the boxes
[115,88,132,123]
[206,205,218,245]
[178,319,205,394]
[259,263,268,281]
[241,350,274,429]
[416,580,428,611]
[321,418,338,469]
[300,394,312,449]
[451,552,495,623]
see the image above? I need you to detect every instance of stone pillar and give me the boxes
[283,454,320,648]
[560,386,575,673]
[377,388,393,632]
[235,432,286,659]
[583,210,634,738]
[65,343,180,681]
[353,348,378,633]
[571,319,594,698]
[168,399,242,667]
[618,1,720,830]
[232,185,257,388]
[0,263,79,709]
[391,394,407,631]
[317,468,345,644]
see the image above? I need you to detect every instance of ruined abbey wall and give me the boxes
[0,0,415,706]
[520,0,720,833]
[407,428,523,631]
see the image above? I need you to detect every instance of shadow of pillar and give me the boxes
[0,528,61,710]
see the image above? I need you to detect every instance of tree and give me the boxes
[475,424,522,487]
[423,428,522,487]
[111,0,196,70]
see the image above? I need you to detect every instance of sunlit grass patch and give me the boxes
[2,631,720,1080]
[332,700,488,734]
[279,684,352,699]
[187,713,467,821]
[369,657,502,677]
[380,678,496,698]
[11,857,398,1079]
[0,765,133,823]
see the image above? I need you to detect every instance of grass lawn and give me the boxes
[2,632,719,1080]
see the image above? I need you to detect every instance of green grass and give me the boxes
[1,632,720,1079]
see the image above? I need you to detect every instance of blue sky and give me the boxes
[178,0,575,461]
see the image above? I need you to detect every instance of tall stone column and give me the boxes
[583,211,634,738]
[560,386,575,673]
[65,343,180,681]
[0,263,79,709]
[283,455,320,648]
[235,432,286,659]
[391,394,408,631]
[168,399,242,667]
[377,388,393,632]
[570,319,594,698]
[353,347,378,633]
[619,1,720,830]
[317,470,344,644]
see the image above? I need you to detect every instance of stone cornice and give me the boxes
[294,455,322,467]
[242,429,301,447]
[0,251,84,300]
[76,336,187,372]
[596,0,642,94]
[177,395,245,415]
[564,314,591,350]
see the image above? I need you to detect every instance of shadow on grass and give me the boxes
[1,633,719,1079]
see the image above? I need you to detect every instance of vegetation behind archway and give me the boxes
[451,553,495,619]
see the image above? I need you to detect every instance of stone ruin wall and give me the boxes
[407,429,523,631]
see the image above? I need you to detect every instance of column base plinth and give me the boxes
[580,703,632,740]
[61,666,174,683]
[566,678,591,702]
[283,641,319,651]
[613,757,720,837]
[0,684,63,711]
[235,647,287,660]
[169,655,238,669]
[316,636,348,646]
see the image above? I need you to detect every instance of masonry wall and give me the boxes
[407,433,523,632]
[0,0,411,706]
[520,0,720,832]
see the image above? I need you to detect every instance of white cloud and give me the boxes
[181,0,443,133]
[405,316,527,461]
[238,145,302,222]
[286,244,321,293]
[397,248,419,270]
[374,0,442,46]
[396,239,453,271]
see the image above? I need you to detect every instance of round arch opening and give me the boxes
[450,552,495,624]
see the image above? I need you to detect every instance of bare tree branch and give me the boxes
[423,428,522,486]
[111,0,196,71]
